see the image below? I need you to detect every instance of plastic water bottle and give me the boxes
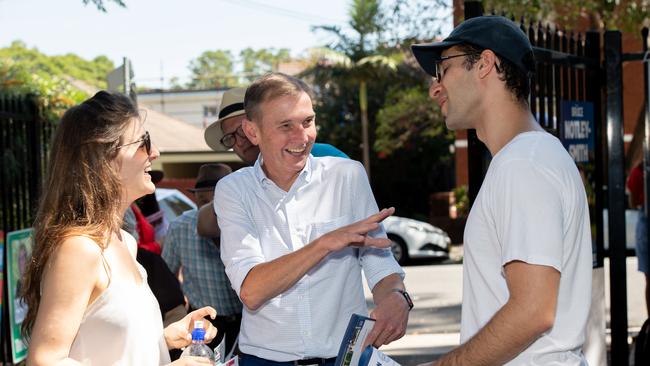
[181,320,214,364]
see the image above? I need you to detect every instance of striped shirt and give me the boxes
[162,209,242,316]
[214,155,404,361]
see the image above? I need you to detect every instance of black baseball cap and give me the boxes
[411,15,535,77]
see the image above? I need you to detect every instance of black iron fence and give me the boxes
[1,93,56,363]
[0,94,52,235]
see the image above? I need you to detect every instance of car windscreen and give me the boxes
[158,195,194,223]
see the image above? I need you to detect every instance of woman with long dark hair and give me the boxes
[21,91,215,365]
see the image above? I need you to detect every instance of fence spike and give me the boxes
[528,20,535,45]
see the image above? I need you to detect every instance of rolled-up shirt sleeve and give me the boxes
[214,178,265,297]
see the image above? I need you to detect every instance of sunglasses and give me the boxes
[117,131,152,155]
[433,53,479,82]
[219,125,247,149]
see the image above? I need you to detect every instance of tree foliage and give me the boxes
[375,86,452,156]
[240,48,291,84]
[484,0,650,32]
[381,0,450,45]
[0,41,105,119]
[186,48,292,89]
[187,50,236,89]
[0,41,114,89]
[304,0,454,218]
[82,0,126,12]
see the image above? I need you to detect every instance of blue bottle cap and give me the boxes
[191,327,206,341]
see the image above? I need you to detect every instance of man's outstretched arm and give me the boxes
[239,208,395,311]
[422,261,560,366]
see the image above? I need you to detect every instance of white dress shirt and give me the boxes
[214,155,404,361]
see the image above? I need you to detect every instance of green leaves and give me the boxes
[0,40,97,120]
[81,0,126,12]
[240,48,291,84]
[187,50,236,89]
[184,47,292,88]
[484,0,650,33]
[375,86,452,156]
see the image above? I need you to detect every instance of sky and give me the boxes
[0,0,451,89]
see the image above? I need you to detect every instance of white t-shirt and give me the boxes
[461,131,592,365]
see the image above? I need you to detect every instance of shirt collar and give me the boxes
[253,154,314,186]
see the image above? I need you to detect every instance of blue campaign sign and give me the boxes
[561,101,595,164]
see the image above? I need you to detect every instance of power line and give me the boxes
[217,0,345,24]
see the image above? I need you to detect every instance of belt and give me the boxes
[241,353,336,366]
[292,358,337,365]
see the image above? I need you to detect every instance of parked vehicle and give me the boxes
[153,191,452,265]
[155,188,197,223]
[383,216,451,265]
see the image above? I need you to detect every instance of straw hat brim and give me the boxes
[204,110,246,151]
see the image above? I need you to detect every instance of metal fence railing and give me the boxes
[0,93,51,235]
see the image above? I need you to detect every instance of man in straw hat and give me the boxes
[411,15,591,365]
[198,86,348,237]
[214,73,410,365]
[162,163,242,355]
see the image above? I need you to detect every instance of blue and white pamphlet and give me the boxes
[334,314,401,366]
[357,346,400,366]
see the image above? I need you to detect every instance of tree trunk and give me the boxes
[360,79,371,180]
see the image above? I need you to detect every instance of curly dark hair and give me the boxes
[456,43,534,105]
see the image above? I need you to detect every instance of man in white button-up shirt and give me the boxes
[214,73,410,365]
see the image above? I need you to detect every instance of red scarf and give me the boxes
[131,203,162,255]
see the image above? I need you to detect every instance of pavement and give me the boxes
[362,247,647,366]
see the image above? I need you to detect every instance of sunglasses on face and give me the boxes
[433,53,479,82]
[117,131,152,155]
[219,125,247,149]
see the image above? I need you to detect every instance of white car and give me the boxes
[153,190,452,265]
[155,188,197,223]
[383,216,451,265]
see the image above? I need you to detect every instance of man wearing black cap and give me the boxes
[412,16,592,365]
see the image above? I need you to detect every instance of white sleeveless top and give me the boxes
[69,263,172,365]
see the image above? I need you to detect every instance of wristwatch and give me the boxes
[392,289,414,310]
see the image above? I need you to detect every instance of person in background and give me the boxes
[412,15,592,365]
[197,86,348,238]
[136,170,169,244]
[21,91,216,366]
[627,162,650,317]
[163,163,243,356]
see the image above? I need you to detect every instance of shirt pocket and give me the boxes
[308,214,352,242]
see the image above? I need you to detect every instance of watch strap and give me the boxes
[391,289,414,310]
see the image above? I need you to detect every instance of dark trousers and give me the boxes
[188,305,241,355]
[169,312,242,361]
[207,313,242,356]
[239,353,336,366]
